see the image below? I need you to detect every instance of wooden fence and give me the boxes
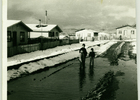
[8,39,79,57]
[8,43,40,57]
[43,41,59,50]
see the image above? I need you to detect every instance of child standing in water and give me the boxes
[89,48,95,66]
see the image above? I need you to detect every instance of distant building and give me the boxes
[75,29,99,41]
[116,25,136,40]
[59,35,69,39]
[98,32,110,40]
[69,34,76,40]
[26,24,62,39]
[7,20,32,47]
[109,33,117,40]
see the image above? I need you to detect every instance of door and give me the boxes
[13,31,17,46]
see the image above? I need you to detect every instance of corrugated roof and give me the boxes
[7,20,21,27]
[26,24,62,32]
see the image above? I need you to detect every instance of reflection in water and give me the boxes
[89,65,94,82]
[79,66,86,91]
[110,58,119,66]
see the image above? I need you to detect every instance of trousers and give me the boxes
[89,57,94,66]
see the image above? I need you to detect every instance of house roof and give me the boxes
[7,20,33,31]
[26,24,63,32]
[99,32,110,36]
[75,29,98,33]
[116,25,135,29]
[75,28,85,32]
[59,35,69,39]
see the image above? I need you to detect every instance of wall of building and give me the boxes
[7,23,29,47]
[30,31,49,38]
[116,27,136,39]
[75,30,94,41]
[49,28,60,39]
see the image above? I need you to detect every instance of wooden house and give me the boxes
[7,20,33,47]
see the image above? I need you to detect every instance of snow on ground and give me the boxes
[7,41,116,81]
[8,40,109,67]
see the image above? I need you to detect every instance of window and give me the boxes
[124,30,127,35]
[20,32,25,42]
[7,31,12,42]
[131,30,135,34]
[56,32,59,36]
[94,33,98,36]
[49,32,54,37]
[49,32,51,37]
[52,32,54,37]
[119,30,122,34]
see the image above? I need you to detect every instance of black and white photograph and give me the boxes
[6,0,137,100]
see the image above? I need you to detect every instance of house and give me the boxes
[116,25,136,40]
[26,24,63,39]
[69,34,76,40]
[7,20,33,47]
[75,29,99,41]
[109,33,117,40]
[98,32,110,40]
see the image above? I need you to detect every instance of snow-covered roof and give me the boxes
[76,29,98,33]
[99,32,109,35]
[7,20,21,27]
[59,35,69,39]
[7,20,32,31]
[116,25,136,29]
[26,24,62,32]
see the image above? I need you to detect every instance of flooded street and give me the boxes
[8,58,104,100]
[8,42,137,100]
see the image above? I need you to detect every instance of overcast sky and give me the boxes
[8,0,136,32]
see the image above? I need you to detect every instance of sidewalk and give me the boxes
[8,40,110,67]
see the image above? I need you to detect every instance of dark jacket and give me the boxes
[79,47,87,57]
[89,52,95,58]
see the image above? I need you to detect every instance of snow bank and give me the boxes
[7,41,116,81]
[94,41,117,56]
[8,40,109,67]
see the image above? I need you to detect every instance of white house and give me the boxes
[26,24,62,39]
[98,32,110,40]
[116,25,136,40]
[75,29,99,41]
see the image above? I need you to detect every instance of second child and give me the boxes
[89,48,95,66]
